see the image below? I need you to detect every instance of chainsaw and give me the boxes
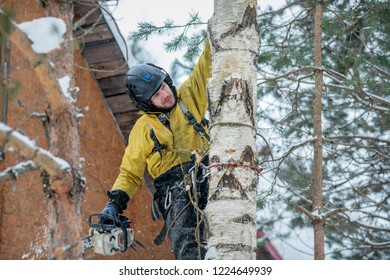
[82,213,143,256]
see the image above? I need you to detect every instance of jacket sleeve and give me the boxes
[177,39,212,116]
[111,118,154,199]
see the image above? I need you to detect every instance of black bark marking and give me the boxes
[209,166,248,201]
[241,80,255,126]
[210,155,220,164]
[221,5,259,39]
[210,79,230,119]
[215,243,254,253]
[241,146,255,165]
[211,77,254,126]
[232,214,255,225]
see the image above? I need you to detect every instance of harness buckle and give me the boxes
[164,190,172,210]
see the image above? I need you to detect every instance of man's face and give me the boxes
[150,82,175,110]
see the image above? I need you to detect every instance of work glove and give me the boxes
[101,202,120,218]
[100,190,130,224]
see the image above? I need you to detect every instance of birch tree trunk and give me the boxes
[312,2,325,260]
[205,0,260,259]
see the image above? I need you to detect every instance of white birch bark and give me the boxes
[204,0,260,259]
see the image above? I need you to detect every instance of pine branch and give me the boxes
[364,239,390,247]
[129,12,206,61]
[130,13,204,41]
[260,137,317,195]
[297,205,348,223]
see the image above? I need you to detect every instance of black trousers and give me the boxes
[163,187,205,260]
[154,162,208,260]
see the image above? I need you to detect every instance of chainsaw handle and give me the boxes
[89,213,118,232]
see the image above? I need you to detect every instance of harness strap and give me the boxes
[178,100,210,141]
[154,221,168,245]
[148,123,167,166]
[148,101,209,159]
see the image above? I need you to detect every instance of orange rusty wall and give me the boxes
[0,0,173,260]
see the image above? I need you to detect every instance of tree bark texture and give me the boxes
[7,0,84,259]
[43,0,84,260]
[312,2,325,260]
[205,0,260,259]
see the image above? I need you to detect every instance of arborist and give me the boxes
[100,39,212,260]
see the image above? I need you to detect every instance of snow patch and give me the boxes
[22,216,49,259]
[18,17,66,54]
[347,211,361,222]
[312,209,320,217]
[58,75,73,102]
[204,246,218,260]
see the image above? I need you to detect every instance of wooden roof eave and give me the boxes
[74,1,139,144]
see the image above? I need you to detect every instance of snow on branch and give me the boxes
[17,17,66,54]
[297,205,349,225]
[0,123,71,179]
[364,238,390,248]
[7,13,71,113]
[0,161,38,183]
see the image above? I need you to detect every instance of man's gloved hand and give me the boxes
[100,190,130,224]
[101,202,120,218]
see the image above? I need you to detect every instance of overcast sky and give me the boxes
[110,0,284,69]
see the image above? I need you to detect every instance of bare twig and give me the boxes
[297,205,316,221]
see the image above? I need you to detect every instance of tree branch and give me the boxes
[0,160,38,183]
[0,122,70,178]
[260,137,317,165]
[323,207,349,218]
[257,66,315,84]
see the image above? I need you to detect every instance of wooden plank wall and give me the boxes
[74,2,139,143]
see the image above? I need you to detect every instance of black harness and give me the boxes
[148,99,209,159]
[148,100,210,247]
[178,100,210,141]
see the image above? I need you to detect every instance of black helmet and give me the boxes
[126,63,176,112]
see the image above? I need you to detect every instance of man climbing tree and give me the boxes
[99,40,212,260]
[99,0,261,260]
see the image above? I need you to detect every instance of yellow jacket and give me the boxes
[112,40,212,198]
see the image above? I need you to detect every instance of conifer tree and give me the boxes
[257,0,390,259]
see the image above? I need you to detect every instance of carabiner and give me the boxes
[164,190,172,210]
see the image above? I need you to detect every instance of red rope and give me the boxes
[207,162,264,174]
